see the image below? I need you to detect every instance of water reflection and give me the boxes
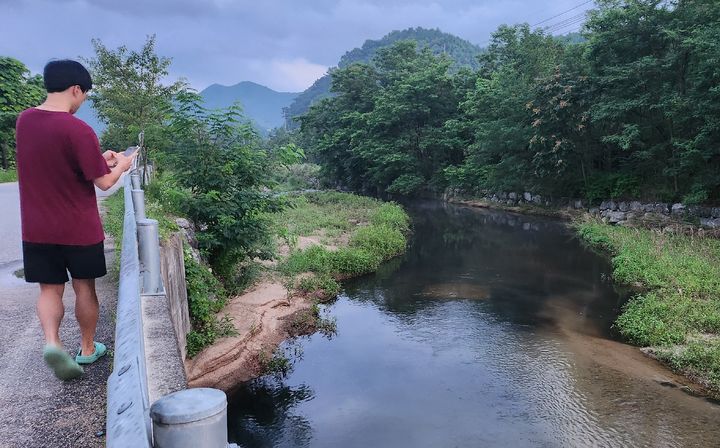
[228,202,720,448]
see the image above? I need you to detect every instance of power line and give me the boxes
[546,20,587,35]
[543,14,588,33]
[532,0,595,27]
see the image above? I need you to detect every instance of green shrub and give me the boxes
[282,245,334,275]
[0,169,17,183]
[351,224,406,260]
[330,247,380,276]
[370,203,410,233]
[297,273,340,297]
[184,246,236,357]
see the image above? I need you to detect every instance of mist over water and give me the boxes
[228,202,720,448]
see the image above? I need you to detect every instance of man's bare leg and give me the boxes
[72,278,99,356]
[37,283,65,347]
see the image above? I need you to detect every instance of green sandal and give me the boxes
[43,345,84,380]
[75,341,107,365]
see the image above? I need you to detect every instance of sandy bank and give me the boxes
[185,281,313,391]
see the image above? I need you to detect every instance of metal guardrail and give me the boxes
[106,172,237,448]
[106,174,153,447]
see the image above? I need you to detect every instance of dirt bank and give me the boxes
[185,281,314,391]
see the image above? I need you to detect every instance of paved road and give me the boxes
[0,181,122,448]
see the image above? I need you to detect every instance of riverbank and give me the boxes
[186,191,410,391]
[577,220,720,398]
[450,194,720,398]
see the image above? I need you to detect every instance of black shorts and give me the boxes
[22,241,107,284]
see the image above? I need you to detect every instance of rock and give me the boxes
[689,206,712,218]
[524,192,533,202]
[608,200,617,211]
[522,223,531,231]
[175,218,199,250]
[712,208,720,219]
[600,201,610,211]
[607,211,626,224]
[655,203,670,214]
[671,203,686,215]
[175,218,191,228]
[629,201,643,212]
[508,192,517,200]
[532,194,542,204]
[498,192,508,200]
[589,207,599,215]
[619,201,630,212]
[573,200,584,209]
[506,199,514,205]
[491,194,499,202]
[700,218,720,229]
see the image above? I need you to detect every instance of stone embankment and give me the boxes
[445,189,720,229]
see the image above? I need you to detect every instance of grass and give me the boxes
[577,219,720,394]
[0,169,17,183]
[276,192,410,283]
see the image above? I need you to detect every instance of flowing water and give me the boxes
[227,202,720,448]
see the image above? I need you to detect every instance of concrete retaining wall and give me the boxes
[446,188,720,228]
[160,232,192,360]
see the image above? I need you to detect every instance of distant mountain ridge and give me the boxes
[200,81,299,133]
[286,27,484,125]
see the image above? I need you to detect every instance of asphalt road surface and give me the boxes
[0,181,121,448]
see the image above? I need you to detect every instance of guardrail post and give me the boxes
[132,189,146,221]
[150,388,228,448]
[131,171,142,190]
[137,218,163,294]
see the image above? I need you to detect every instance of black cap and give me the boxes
[43,59,92,93]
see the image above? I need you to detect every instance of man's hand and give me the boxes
[102,150,118,166]
[113,151,138,172]
[93,151,138,191]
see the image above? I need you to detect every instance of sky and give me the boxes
[0,0,595,93]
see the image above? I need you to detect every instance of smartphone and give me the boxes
[123,146,139,157]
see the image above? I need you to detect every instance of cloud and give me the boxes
[266,58,329,92]
[0,0,596,91]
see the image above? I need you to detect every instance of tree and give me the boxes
[162,91,278,284]
[0,57,44,169]
[85,35,185,176]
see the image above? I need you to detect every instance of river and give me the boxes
[227,201,720,448]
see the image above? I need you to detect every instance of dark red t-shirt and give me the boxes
[16,108,111,245]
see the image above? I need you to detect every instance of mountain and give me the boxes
[200,81,299,133]
[286,27,485,125]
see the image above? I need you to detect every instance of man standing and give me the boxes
[15,60,136,380]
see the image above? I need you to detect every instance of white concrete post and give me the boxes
[137,218,162,294]
[150,388,229,448]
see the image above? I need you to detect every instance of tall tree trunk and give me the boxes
[0,143,7,170]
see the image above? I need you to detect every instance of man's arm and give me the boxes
[94,152,136,191]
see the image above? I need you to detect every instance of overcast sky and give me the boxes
[0,0,595,93]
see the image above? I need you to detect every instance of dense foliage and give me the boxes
[285,27,484,124]
[153,91,281,285]
[0,57,44,169]
[300,0,720,204]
